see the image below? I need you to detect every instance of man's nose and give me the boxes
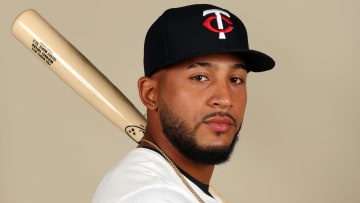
[208,81,233,109]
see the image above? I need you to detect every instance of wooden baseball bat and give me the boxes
[11,9,145,143]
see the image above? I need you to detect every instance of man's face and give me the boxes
[155,53,248,164]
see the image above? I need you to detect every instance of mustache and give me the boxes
[201,112,237,125]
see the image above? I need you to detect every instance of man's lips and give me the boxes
[204,116,235,133]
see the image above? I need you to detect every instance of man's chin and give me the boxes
[185,135,239,165]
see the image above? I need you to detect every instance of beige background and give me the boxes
[1,0,359,202]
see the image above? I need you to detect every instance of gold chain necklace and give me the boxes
[141,138,205,203]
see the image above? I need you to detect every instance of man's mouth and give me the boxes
[204,116,235,133]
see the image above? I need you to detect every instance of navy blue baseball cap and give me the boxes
[143,4,275,76]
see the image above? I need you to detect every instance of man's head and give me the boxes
[139,53,248,164]
[139,4,275,165]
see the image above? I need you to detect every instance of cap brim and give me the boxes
[176,49,275,73]
[235,50,275,72]
[151,49,275,75]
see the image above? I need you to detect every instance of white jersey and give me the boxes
[92,148,224,203]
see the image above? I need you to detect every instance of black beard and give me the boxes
[159,100,240,165]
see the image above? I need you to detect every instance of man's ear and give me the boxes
[138,76,157,109]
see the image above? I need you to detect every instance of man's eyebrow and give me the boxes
[234,63,248,70]
[188,62,211,68]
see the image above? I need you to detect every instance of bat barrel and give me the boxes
[12,9,146,143]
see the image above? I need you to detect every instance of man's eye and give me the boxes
[230,77,244,84]
[191,75,208,81]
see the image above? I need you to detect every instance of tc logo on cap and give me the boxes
[202,9,233,39]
